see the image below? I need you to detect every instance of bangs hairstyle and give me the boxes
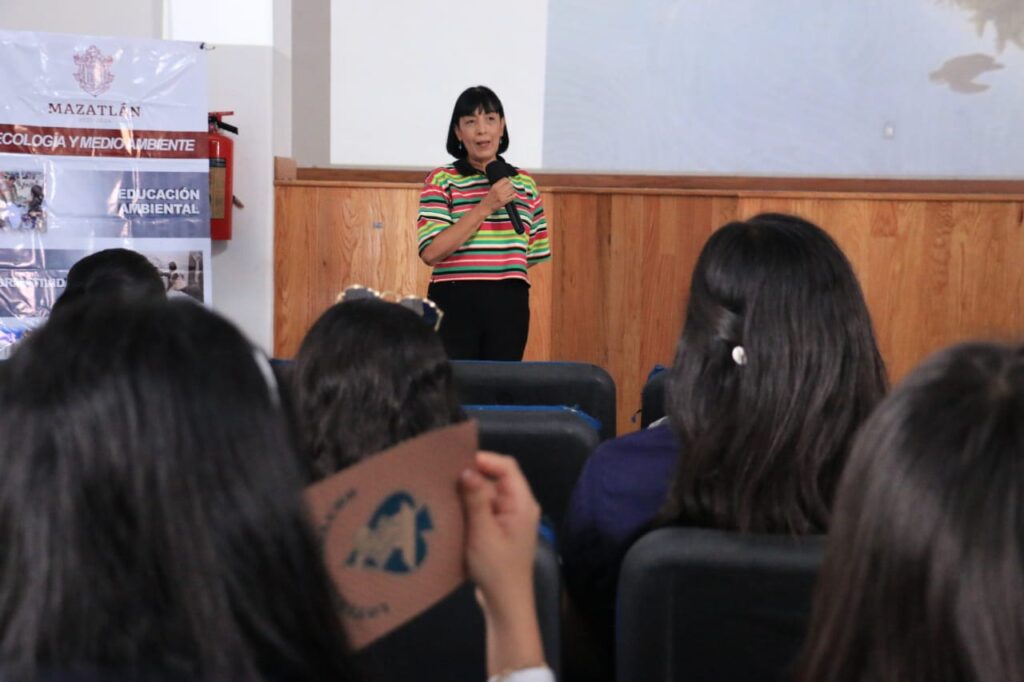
[797,342,1024,682]
[446,85,509,159]
[293,298,466,480]
[0,301,354,681]
[659,213,887,535]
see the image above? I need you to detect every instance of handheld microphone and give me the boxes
[485,160,525,235]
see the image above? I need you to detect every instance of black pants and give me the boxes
[428,279,529,361]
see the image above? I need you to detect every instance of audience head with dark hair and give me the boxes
[293,297,465,479]
[660,212,887,534]
[797,341,1024,682]
[51,248,165,315]
[0,300,355,681]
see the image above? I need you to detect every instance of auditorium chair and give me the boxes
[640,368,667,428]
[356,536,562,681]
[534,533,563,675]
[453,360,617,441]
[466,405,601,529]
[616,527,823,682]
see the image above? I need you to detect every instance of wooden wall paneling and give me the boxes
[522,253,553,360]
[293,168,1024,197]
[735,196,935,383]
[315,187,356,323]
[274,186,320,357]
[316,186,429,301]
[629,197,737,427]
[550,193,613,367]
[276,180,1024,435]
[522,193,555,361]
[548,193,740,434]
[840,200,925,385]
[273,185,431,358]
[605,194,649,434]
[602,195,739,433]
[952,201,1024,346]
[732,197,1024,384]
[883,201,959,382]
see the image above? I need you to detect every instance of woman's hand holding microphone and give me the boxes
[484,177,517,215]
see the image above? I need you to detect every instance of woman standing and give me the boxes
[418,86,551,361]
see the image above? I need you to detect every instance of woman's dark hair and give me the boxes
[52,248,165,314]
[0,300,355,681]
[293,298,466,480]
[445,85,509,159]
[659,213,887,534]
[796,342,1024,682]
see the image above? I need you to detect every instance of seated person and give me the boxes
[796,341,1024,682]
[561,213,888,670]
[0,300,550,682]
[50,248,165,315]
[291,290,464,477]
[292,291,543,680]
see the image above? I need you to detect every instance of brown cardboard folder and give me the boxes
[304,421,477,649]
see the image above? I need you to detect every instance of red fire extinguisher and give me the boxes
[208,111,238,240]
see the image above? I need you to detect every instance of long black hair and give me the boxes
[0,300,356,681]
[445,85,509,160]
[796,342,1024,682]
[293,298,465,480]
[659,213,887,534]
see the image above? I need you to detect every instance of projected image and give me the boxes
[541,0,1024,177]
[943,0,1024,51]
[929,0,1021,94]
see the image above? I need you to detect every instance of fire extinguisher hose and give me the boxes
[209,116,239,135]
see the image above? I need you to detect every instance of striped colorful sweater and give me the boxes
[417,164,552,283]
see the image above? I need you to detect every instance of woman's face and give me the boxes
[455,108,505,168]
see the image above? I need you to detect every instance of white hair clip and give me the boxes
[731,346,748,366]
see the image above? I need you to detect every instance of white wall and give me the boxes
[542,0,1024,177]
[165,0,273,47]
[164,0,285,352]
[0,0,162,37]
[292,0,330,166]
[329,0,549,168]
[273,0,293,159]
[324,0,1023,178]
[206,47,276,352]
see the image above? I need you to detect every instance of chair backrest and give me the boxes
[355,536,562,681]
[617,527,823,682]
[640,370,667,428]
[535,535,562,676]
[467,406,600,529]
[453,361,617,440]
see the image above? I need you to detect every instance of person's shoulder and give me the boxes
[596,422,677,457]
[423,164,461,186]
[512,166,539,190]
[580,424,678,484]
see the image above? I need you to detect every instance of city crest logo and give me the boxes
[347,491,433,574]
[73,45,115,97]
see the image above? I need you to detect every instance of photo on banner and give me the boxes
[0,241,208,350]
[0,171,45,232]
